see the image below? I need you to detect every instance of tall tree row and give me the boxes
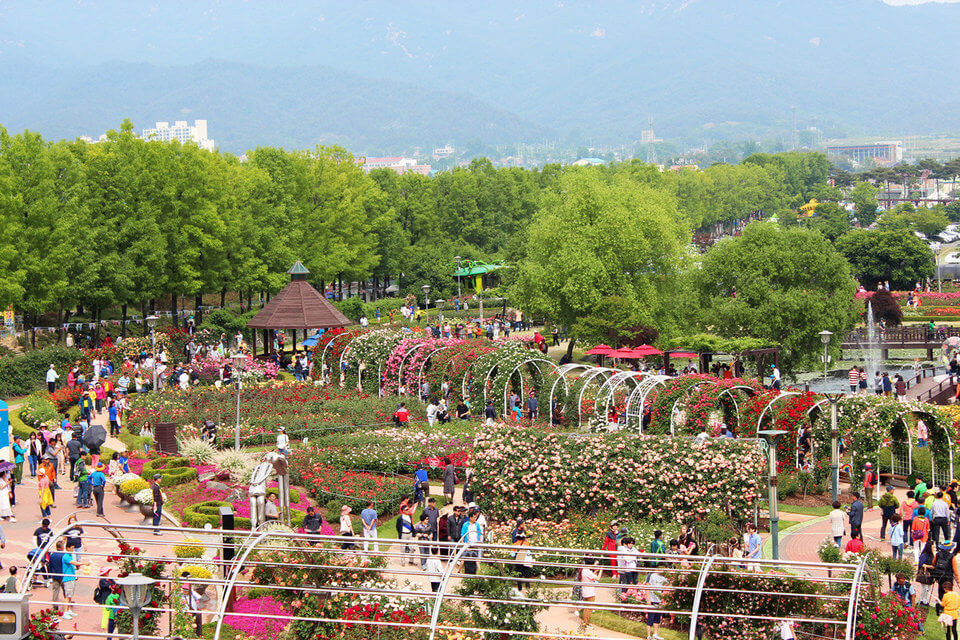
[0,122,833,327]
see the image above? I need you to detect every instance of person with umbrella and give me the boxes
[82,423,107,468]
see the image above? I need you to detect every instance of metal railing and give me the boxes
[18,521,876,640]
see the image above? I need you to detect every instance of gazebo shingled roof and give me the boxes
[246,261,351,330]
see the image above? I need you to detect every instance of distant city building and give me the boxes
[432,145,455,158]
[358,156,431,175]
[142,120,215,151]
[572,157,605,166]
[826,140,902,165]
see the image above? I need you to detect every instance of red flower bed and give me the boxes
[299,464,408,514]
[49,386,83,412]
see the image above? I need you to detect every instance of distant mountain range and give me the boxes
[0,59,551,155]
[2,0,960,154]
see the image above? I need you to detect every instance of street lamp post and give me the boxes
[758,429,788,559]
[232,352,246,451]
[454,256,462,298]
[422,284,431,321]
[830,399,840,503]
[819,330,833,391]
[116,573,156,640]
[146,315,159,392]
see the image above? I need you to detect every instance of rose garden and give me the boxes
[7,319,954,640]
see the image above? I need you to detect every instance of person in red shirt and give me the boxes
[845,537,865,553]
[393,402,409,426]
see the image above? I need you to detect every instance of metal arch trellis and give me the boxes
[213,527,279,640]
[499,357,562,416]
[596,370,647,421]
[669,380,719,436]
[754,391,801,434]
[417,345,456,396]
[713,385,761,433]
[16,521,874,640]
[344,329,395,389]
[547,363,592,416]
[320,331,358,372]
[576,367,616,428]
[624,375,669,433]
[397,342,430,393]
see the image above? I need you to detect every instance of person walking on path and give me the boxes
[890,514,905,559]
[578,557,600,630]
[11,437,25,485]
[0,472,14,523]
[933,491,953,544]
[862,464,878,510]
[360,501,378,552]
[848,492,864,541]
[89,463,107,517]
[879,485,900,540]
[276,427,289,456]
[913,508,932,558]
[829,501,845,547]
[38,469,53,519]
[442,458,456,505]
[151,474,164,534]
[902,491,917,552]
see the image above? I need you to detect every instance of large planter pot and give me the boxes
[138,503,155,525]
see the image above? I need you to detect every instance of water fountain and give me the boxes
[858,301,882,386]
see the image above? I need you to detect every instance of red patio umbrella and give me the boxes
[632,344,664,355]
[584,344,617,355]
[669,351,698,358]
[612,347,644,358]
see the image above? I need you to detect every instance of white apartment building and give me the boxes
[142,120,215,151]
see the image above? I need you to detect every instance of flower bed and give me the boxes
[49,386,83,412]
[19,392,59,429]
[223,596,291,637]
[292,462,408,515]
[473,424,765,523]
[292,425,475,476]
[126,384,425,446]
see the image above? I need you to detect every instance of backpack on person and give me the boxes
[934,551,955,579]
[867,471,878,487]
[93,578,116,604]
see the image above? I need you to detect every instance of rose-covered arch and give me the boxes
[810,395,954,487]
[623,374,670,433]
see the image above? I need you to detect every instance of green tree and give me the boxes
[849,181,879,226]
[805,201,851,241]
[693,222,857,373]
[570,295,658,348]
[511,170,690,357]
[835,230,934,290]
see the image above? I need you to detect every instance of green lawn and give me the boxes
[592,610,684,639]
[778,503,832,517]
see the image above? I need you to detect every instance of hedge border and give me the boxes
[182,500,306,530]
[141,457,198,487]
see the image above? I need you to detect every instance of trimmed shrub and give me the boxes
[175,564,214,579]
[182,500,306,530]
[119,478,149,496]
[0,345,81,398]
[141,457,198,487]
[173,539,206,559]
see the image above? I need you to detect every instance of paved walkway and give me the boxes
[780,486,915,566]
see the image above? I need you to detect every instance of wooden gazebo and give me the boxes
[246,261,351,354]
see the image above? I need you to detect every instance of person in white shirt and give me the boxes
[178,370,190,390]
[617,537,639,591]
[426,401,439,426]
[46,365,60,393]
[424,551,444,592]
[359,315,369,328]
[276,428,290,456]
[579,557,600,628]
